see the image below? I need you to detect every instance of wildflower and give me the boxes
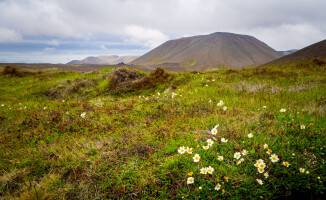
[188,172,193,176]
[282,161,290,167]
[263,106,266,109]
[199,186,202,190]
[259,163,266,169]
[178,146,186,154]
[254,163,259,168]
[212,79,215,82]
[263,144,268,149]
[223,106,227,111]
[81,112,86,118]
[218,156,224,161]
[187,177,194,184]
[317,177,320,179]
[240,158,244,162]
[171,92,177,98]
[203,145,209,150]
[214,124,220,129]
[258,167,264,173]
[247,133,253,138]
[224,176,229,182]
[306,171,309,174]
[270,154,279,163]
[299,168,305,173]
[207,139,214,146]
[200,167,208,174]
[62,100,65,102]
[266,149,273,155]
[256,179,263,185]
[234,152,241,159]
[236,161,242,165]
[193,154,200,162]
[280,108,286,112]
[44,107,47,110]
[1,104,4,106]
[217,100,224,106]
[222,189,225,194]
[186,147,193,154]
[264,172,269,178]
[300,125,306,130]
[221,138,228,143]
[211,128,218,135]
[207,166,214,174]
[241,150,248,156]
[215,183,221,191]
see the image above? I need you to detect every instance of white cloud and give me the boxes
[48,40,60,46]
[44,47,56,51]
[0,27,22,42]
[123,25,169,48]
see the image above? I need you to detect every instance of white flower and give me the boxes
[217,100,224,106]
[212,79,215,82]
[218,156,224,161]
[241,150,248,156]
[256,179,263,185]
[193,154,200,162]
[263,144,268,149]
[211,128,218,135]
[200,167,208,174]
[247,133,253,138]
[280,108,286,112]
[306,171,309,174]
[264,172,269,178]
[236,161,242,165]
[258,167,264,173]
[223,106,227,111]
[221,138,228,143]
[186,147,193,154]
[240,158,244,162]
[259,163,266,169]
[270,154,279,163]
[299,168,305,173]
[62,100,65,102]
[171,92,177,98]
[178,146,186,154]
[234,152,241,159]
[215,183,221,191]
[207,139,214,146]
[1,104,4,106]
[81,112,86,118]
[43,107,47,110]
[207,166,214,174]
[300,125,305,130]
[187,177,194,184]
[282,161,290,167]
[263,106,266,109]
[199,186,202,190]
[203,145,209,150]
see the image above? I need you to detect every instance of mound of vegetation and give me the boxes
[1,65,34,77]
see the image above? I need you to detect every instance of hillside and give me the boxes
[0,61,325,199]
[278,49,297,56]
[131,32,282,68]
[267,39,326,65]
[67,55,139,65]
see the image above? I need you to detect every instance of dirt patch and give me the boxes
[109,68,173,93]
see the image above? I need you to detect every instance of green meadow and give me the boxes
[0,61,325,199]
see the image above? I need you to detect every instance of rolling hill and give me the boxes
[131,32,282,68]
[266,39,326,65]
[67,55,139,65]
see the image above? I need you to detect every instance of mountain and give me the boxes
[131,32,282,68]
[67,55,139,65]
[278,49,297,56]
[267,39,326,65]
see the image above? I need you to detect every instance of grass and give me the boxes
[0,61,325,199]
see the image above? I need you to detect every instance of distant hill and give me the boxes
[131,32,281,68]
[67,55,139,65]
[278,49,297,56]
[267,39,326,65]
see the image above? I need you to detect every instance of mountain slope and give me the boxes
[131,32,281,68]
[67,55,139,65]
[267,39,326,65]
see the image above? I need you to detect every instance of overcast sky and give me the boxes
[0,0,325,63]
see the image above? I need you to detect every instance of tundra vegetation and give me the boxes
[0,60,325,199]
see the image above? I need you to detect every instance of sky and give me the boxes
[0,0,325,63]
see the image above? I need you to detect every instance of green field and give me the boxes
[0,61,325,199]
